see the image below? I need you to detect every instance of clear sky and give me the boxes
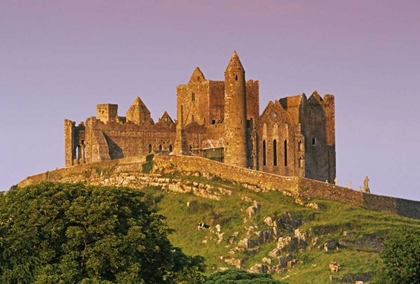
[1,1,419,200]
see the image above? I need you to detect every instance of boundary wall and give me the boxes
[18,155,420,219]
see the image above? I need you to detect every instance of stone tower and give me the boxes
[223,51,248,167]
[172,104,190,155]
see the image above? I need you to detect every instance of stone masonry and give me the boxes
[18,155,420,219]
[64,51,336,183]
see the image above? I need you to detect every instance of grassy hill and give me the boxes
[138,173,420,283]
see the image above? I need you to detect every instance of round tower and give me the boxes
[223,51,248,167]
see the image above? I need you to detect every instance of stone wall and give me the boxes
[298,178,420,219]
[298,178,364,207]
[154,155,299,195]
[18,155,420,219]
[300,92,336,183]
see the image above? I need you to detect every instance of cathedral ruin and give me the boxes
[64,51,336,183]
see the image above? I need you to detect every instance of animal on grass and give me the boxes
[197,223,210,230]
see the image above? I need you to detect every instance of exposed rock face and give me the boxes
[340,234,384,251]
[219,256,246,269]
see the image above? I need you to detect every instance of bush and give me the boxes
[374,227,420,284]
[0,182,205,283]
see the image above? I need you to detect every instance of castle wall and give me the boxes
[18,156,420,219]
[256,101,298,177]
[155,155,299,194]
[19,155,299,196]
[300,93,336,183]
[177,80,211,126]
[64,119,75,167]
[92,130,111,162]
[208,81,225,124]
[246,80,259,122]
[185,124,207,153]
[83,116,176,162]
[64,119,87,166]
[279,94,304,125]
[298,178,420,219]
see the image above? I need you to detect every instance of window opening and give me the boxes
[247,119,252,128]
[235,75,238,81]
[312,138,316,146]
[192,93,195,101]
[273,139,277,166]
[284,140,288,166]
[263,140,267,166]
[76,146,80,159]
[299,157,304,168]
[298,140,303,151]
[148,144,152,154]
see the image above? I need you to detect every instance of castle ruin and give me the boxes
[64,51,336,183]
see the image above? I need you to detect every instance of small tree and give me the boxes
[0,182,205,283]
[375,227,420,284]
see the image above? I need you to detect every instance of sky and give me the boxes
[1,0,419,200]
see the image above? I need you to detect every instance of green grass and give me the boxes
[138,174,420,283]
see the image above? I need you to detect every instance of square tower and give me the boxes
[97,104,118,123]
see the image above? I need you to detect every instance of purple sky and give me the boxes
[1,1,419,200]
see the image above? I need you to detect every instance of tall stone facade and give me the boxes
[64,51,336,183]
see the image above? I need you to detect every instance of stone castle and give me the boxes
[64,51,336,183]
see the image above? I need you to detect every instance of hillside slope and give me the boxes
[17,155,420,283]
[138,173,420,283]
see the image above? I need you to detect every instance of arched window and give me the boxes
[263,140,267,166]
[148,144,152,154]
[299,157,304,168]
[273,139,277,166]
[312,137,316,146]
[76,145,81,159]
[298,140,304,151]
[169,145,173,152]
[235,75,238,81]
[284,140,288,166]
